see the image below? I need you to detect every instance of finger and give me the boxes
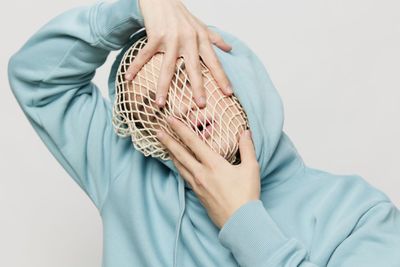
[156,129,202,174]
[183,44,206,108]
[156,48,178,108]
[166,116,221,165]
[200,44,232,95]
[170,154,198,189]
[187,12,231,52]
[125,40,159,81]
[208,30,232,52]
[238,130,257,165]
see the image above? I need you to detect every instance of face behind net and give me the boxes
[112,36,249,164]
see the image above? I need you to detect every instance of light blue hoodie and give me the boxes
[8,0,400,266]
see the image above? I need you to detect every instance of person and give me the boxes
[7,0,400,266]
[113,34,250,164]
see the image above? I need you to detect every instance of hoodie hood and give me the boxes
[108,27,304,190]
[12,1,400,265]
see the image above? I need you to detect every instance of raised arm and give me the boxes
[7,0,144,209]
[124,0,233,108]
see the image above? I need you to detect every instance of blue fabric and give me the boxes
[8,0,400,266]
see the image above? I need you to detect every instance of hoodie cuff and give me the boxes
[92,0,145,50]
[218,200,289,266]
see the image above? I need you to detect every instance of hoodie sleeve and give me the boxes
[7,0,144,210]
[218,200,400,267]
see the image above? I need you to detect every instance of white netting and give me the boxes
[112,36,249,164]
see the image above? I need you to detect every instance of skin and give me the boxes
[123,55,248,159]
[156,117,261,229]
[124,0,233,109]
[122,0,261,229]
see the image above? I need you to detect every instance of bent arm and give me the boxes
[218,200,319,267]
[7,0,144,209]
[218,200,400,267]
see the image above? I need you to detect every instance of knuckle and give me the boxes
[160,137,169,147]
[198,166,209,179]
[150,30,166,40]
[207,32,218,43]
[194,177,203,187]
[185,136,196,148]
[163,61,176,73]
[188,69,201,81]
[212,32,223,42]
[187,61,201,74]
[183,29,197,40]
[150,38,162,48]
[197,29,209,41]
[208,158,221,169]
[159,31,168,40]
[193,173,205,186]
[167,31,179,42]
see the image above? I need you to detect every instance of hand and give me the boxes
[156,116,261,229]
[125,0,233,108]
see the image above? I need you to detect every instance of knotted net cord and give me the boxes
[112,36,249,164]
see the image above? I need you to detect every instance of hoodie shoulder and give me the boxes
[206,25,256,55]
[301,167,394,230]
[308,167,390,204]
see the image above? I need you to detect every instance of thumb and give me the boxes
[238,130,257,165]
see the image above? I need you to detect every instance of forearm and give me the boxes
[218,200,319,267]
[8,0,144,109]
[7,0,145,208]
[218,200,400,267]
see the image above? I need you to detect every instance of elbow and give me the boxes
[8,54,19,84]
[7,53,35,108]
[7,53,22,96]
[8,50,42,85]
[7,51,30,87]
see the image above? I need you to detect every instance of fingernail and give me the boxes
[247,130,252,139]
[226,85,233,94]
[197,96,206,106]
[156,130,164,139]
[157,96,165,106]
[125,73,133,80]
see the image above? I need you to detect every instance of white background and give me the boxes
[1,0,399,266]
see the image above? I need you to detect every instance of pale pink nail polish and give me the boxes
[157,96,165,107]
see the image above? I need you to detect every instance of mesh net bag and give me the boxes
[112,36,249,164]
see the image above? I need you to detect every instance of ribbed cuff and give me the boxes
[218,200,289,267]
[93,0,145,50]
